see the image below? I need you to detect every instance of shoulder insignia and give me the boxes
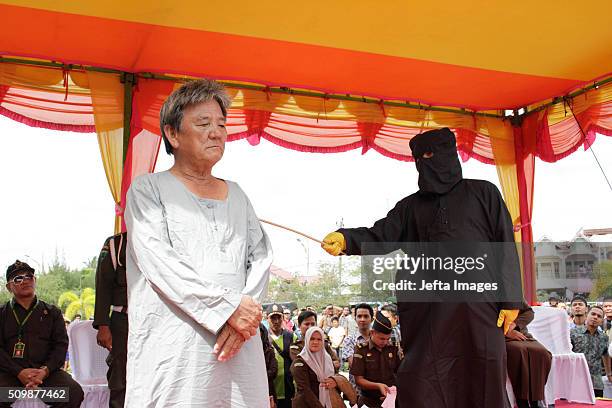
[353,353,363,359]
[294,362,304,367]
[290,345,300,349]
[366,352,372,357]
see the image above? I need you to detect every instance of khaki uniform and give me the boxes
[93,232,128,408]
[349,340,399,408]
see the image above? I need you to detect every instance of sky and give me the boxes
[1,114,611,277]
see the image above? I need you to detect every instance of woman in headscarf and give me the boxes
[291,326,336,408]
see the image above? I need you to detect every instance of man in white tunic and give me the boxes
[124,79,272,407]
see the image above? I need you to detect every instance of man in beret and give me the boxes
[0,260,84,407]
[350,311,399,408]
[322,128,523,407]
[267,304,298,408]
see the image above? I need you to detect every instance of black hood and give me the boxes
[409,128,462,194]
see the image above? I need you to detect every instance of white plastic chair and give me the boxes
[527,306,596,405]
[67,320,110,407]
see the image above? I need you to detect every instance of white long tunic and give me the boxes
[124,171,272,407]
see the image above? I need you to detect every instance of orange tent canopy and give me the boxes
[1,0,610,110]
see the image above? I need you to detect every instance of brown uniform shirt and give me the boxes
[290,355,324,408]
[350,339,399,407]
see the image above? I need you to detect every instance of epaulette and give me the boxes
[294,362,304,367]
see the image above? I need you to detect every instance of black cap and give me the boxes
[267,304,284,317]
[372,311,393,335]
[6,260,35,281]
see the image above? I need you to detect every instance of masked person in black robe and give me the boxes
[321,128,524,408]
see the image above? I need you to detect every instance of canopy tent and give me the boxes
[1,1,611,302]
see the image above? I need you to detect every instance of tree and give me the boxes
[35,273,65,306]
[590,260,612,300]
[265,259,368,309]
[58,288,95,320]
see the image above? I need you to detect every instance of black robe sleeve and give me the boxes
[338,196,413,255]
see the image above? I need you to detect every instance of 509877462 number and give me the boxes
[0,387,69,402]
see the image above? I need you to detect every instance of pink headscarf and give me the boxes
[298,326,335,408]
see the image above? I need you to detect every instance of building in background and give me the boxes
[535,228,612,299]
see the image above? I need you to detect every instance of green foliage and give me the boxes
[58,292,79,309]
[265,259,379,309]
[61,288,95,320]
[590,261,612,300]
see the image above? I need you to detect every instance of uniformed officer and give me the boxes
[0,260,84,408]
[350,311,400,408]
[93,232,127,408]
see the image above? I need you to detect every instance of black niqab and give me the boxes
[409,128,462,194]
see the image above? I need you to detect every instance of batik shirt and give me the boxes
[570,326,609,390]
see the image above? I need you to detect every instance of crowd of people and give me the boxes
[259,302,400,407]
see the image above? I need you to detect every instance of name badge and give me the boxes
[13,341,25,358]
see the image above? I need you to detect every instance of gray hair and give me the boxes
[159,79,231,155]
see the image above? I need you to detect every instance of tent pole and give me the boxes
[121,73,136,165]
[117,72,136,232]
[511,112,537,304]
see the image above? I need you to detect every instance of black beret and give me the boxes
[372,311,393,335]
[6,260,35,281]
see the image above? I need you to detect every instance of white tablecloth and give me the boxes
[528,307,596,405]
[545,353,595,404]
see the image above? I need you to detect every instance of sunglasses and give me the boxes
[10,273,35,285]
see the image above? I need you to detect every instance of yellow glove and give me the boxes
[321,232,346,256]
[497,309,519,334]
